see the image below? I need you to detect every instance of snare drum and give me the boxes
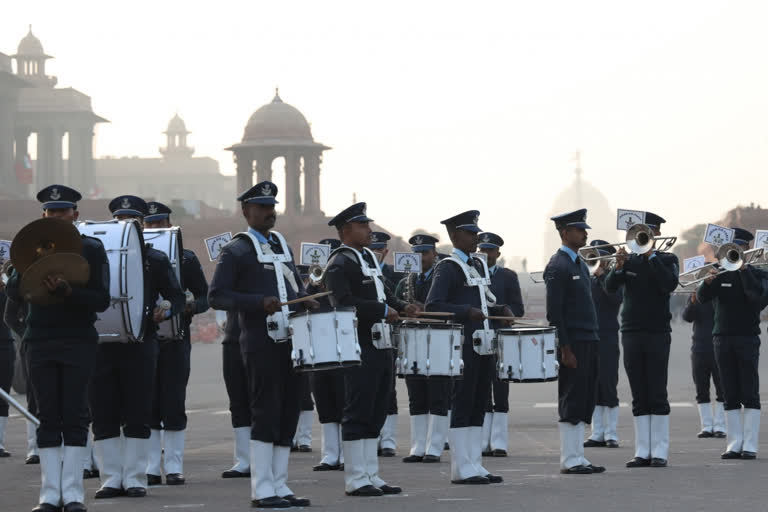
[496,327,558,382]
[396,321,463,378]
[289,308,361,372]
[78,220,147,343]
[143,227,183,339]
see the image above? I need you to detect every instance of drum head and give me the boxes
[498,326,555,335]
[123,222,147,339]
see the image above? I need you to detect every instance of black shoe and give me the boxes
[481,449,493,457]
[625,457,651,468]
[124,487,147,498]
[290,445,299,453]
[64,502,88,512]
[147,474,162,486]
[741,451,757,460]
[32,504,60,512]
[485,473,503,483]
[251,496,291,508]
[379,484,402,494]
[313,462,340,471]
[402,454,423,463]
[222,469,250,478]
[0,448,10,457]
[90,469,100,479]
[94,486,124,499]
[298,445,312,453]
[451,475,490,484]
[282,494,311,506]
[583,439,607,447]
[698,430,714,438]
[721,451,742,460]
[444,442,450,451]
[26,454,40,464]
[492,449,507,457]
[560,465,593,474]
[587,464,606,473]
[650,458,667,467]
[83,469,94,479]
[714,431,726,438]
[379,448,395,457]
[422,455,440,463]
[166,473,185,485]
[338,463,344,470]
[346,484,384,496]
[606,440,619,448]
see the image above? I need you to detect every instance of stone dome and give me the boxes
[243,91,313,142]
[16,26,46,57]
[165,114,189,134]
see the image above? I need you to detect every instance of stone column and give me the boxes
[81,127,94,195]
[235,151,253,196]
[303,151,322,214]
[0,96,13,192]
[284,151,302,215]
[68,128,83,192]
[13,128,30,197]
[50,127,63,185]
[255,152,274,183]
[36,126,54,189]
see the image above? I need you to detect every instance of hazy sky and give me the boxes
[4,1,768,265]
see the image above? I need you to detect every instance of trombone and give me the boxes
[578,223,677,264]
[679,243,765,288]
[308,264,326,285]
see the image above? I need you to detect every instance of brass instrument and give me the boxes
[308,264,326,286]
[579,223,677,264]
[679,244,765,288]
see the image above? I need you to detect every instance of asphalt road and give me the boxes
[2,320,767,511]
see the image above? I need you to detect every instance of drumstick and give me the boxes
[280,291,333,306]
[414,311,455,317]
[487,316,545,326]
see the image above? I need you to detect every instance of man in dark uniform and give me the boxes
[292,372,314,453]
[477,232,524,458]
[697,227,768,459]
[426,211,513,485]
[309,238,347,472]
[370,231,399,456]
[5,184,111,512]
[324,203,418,496]
[208,181,313,508]
[544,209,604,475]
[217,308,252,478]
[606,212,679,468]
[584,240,623,449]
[396,234,452,463]
[143,201,209,486]
[0,259,16,458]
[91,196,185,500]
[682,289,726,438]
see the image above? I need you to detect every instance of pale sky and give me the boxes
[4,1,768,266]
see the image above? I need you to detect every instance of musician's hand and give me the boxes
[593,265,605,277]
[502,306,515,327]
[614,247,628,270]
[690,293,698,304]
[403,303,423,317]
[44,275,72,297]
[304,298,321,310]
[153,307,167,323]
[263,296,282,315]
[184,303,195,315]
[644,249,656,260]
[386,307,400,324]
[468,307,486,323]
[560,345,578,369]
[704,268,718,285]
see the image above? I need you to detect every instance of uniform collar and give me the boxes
[559,245,578,263]
[452,247,470,263]
[248,227,272,244]
[423,267,434,279]
[489,264,498,275]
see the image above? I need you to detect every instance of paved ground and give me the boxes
[2,320,767,511]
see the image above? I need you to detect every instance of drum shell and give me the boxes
[396,322,464,379]
[143,228,183,340]
[496,327,558,382]
[77,220,147,343]
[289,307,361,372]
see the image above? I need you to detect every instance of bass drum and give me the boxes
[78,220,147,343]
[143,227,183,340]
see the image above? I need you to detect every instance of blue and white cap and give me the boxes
[37,184,81,210]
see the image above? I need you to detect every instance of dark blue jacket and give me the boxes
[6,235,111,342]
[208,234,307,352]
[543,249,599,346]
[591,273,622,336]
[0,292,13,343]
[696,267,768,337]
[145,246,186,338]
[681,295,715,351]
[221,310,242,345]
[180,248,209,340]
[489,266,524,328]
[324,248,406,347]
[605,252,679,333]
[425,256,509,347]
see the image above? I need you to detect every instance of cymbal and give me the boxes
[20,253,90,305]
[11,218,83,274]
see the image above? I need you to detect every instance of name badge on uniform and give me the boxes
[722,283,732,288]
[264,264,274,270]
[362,278,374,284]
[626,271,637,277]
[572,275,580,280]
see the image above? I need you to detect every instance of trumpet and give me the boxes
[679,244,765,287]
[579,223,677,265]
[308,264,326,285]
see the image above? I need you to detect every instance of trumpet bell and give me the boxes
[580,248,601,275]
[716,243,744,272]
[626,224,654,255]
[308,264,325,285]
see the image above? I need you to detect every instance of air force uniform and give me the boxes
[544,210,601,474]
